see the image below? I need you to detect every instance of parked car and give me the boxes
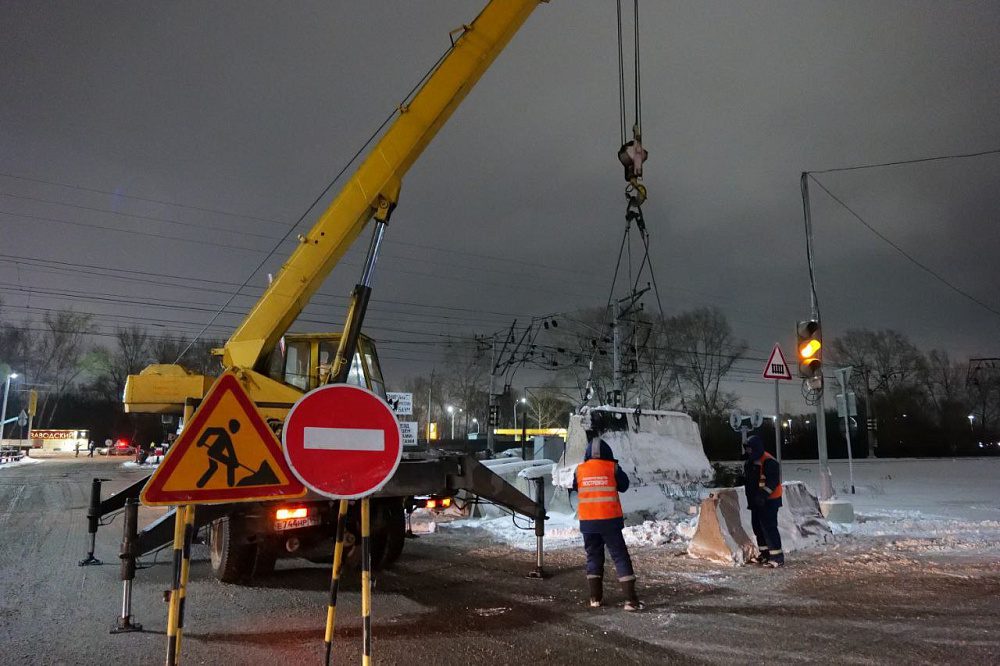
[107,439,136,456]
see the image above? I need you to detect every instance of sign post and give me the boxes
[762,343,793,463]
[282,383,402,666]
[140,372,306,665]
[835,367,857,494]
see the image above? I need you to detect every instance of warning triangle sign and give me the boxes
[141,372,306,506]
[762,343,793,380]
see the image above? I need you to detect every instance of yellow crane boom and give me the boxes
[224,0,541,372]
[125,1,541,415]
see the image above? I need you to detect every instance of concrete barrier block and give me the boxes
[820,499,855,524]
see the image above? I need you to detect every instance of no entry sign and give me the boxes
[282,384,402,499]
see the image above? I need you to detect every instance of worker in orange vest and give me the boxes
[573,432,642,611]
[743,435,784,567]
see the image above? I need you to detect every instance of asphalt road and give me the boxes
[1,457,997,665]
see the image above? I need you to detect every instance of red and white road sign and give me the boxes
[282,384,402,499]
[762,343,793,380]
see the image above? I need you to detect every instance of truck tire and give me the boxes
[210,516,256,583]
[372,500,406,570]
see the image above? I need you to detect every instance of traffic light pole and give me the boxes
[801,173,834,501]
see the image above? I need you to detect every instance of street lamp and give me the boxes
[471,418,479,435]
[1,373,19,441]
[446,405,462,439]
[968,414,975,430]
[514,397,527,434]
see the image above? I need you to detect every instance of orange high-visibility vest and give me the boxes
[757,451,783,499]
[576,459,623,521]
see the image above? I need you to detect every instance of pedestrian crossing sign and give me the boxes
[141,372,306,506]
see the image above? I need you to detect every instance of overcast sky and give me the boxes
[2,1,999,413]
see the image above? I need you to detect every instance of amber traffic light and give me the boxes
[797,320,822,379]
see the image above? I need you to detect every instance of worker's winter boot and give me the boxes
[588,577,603,607]
[621,579,644,612]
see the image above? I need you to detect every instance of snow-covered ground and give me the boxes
[441,457,1000,558]
[121,458,162,470]
[0,456,41,470]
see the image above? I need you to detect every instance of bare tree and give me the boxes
[829,329,925,396]
[829,329,929,454]
[91,326,152,402]
[2,310,98,426]
[150,333,223,376]
[632,317,679,410]
[440,338,489,437]
[922,350,966,415]
[524,384,575,428]
[668,307,746,417]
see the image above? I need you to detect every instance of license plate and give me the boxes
[274,516,321,531]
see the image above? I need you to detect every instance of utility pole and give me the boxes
[801,173,834,500]
[426,370,434,442]
[610,287,648,408]
[486,335,497,455]
[860,366,877,458]
[611,301,621,407]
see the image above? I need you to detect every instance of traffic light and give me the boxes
[796,320,822,379]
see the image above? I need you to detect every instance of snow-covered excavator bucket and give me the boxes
[555,406,714,520]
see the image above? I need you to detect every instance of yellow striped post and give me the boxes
[361,498,372,666]
[174,505,196,661]
[165,505,186,666]
[324,499,350,666]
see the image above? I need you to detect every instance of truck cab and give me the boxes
[264,332,386,398]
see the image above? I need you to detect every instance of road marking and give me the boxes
[303,427,385,452]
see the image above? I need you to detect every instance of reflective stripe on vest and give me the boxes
[576,459,623,521]
[758,452,783,499]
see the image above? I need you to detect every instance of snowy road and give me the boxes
[0,457,997,665]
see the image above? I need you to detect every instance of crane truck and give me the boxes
[87,0,549,583]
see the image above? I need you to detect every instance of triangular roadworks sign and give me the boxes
[762,343,793,380]
[141,372,306,506]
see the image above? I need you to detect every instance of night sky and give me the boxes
[2,1,999,412]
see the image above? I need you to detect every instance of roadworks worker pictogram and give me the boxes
[141,372,305,506]
[195,418,280,488]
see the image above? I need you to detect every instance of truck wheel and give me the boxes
[210,517,256,584]
[372,501,406,570]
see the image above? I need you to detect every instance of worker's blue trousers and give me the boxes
[583,530,635,581]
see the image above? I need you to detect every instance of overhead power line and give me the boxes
[809,147,1000,175]
[807,174,1000,320]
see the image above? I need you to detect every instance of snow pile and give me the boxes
[0,456,41,470]
[443,510,582,550]
[839,509,1000,552]
[121,459,162,470]
[623,518,697,547]
[564,408,713,485]
[557,408,712,522]
[443,509,697,551]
